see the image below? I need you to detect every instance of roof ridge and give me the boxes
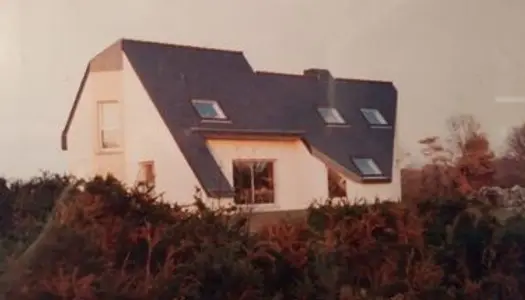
[336,77,393,85]
[256,70,391,84]
[120,37,244,54]
[255,70,308,78]
[256,70,292,75]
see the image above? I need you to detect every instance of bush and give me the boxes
[0,174,525,299]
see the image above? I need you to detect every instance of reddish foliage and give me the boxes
[2,164,525,298]
[403,114,496,202]
[494,122,525,187]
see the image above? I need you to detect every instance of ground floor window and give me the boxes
[328,167,347,198]
[137,160,155,187]
[233,160,275,204]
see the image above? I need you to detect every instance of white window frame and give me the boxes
[317,107,346,125]
[97,100,122,151]
[360,108,388,125]
[192,99,227,120]
[352,158,383,176]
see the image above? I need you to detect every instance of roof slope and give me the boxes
[64,38,398,198]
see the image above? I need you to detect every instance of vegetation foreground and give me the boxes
[0,173,523,299]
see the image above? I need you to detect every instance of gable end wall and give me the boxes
[122,53,205,205]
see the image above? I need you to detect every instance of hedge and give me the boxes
[0,173,524,299]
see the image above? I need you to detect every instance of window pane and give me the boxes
[100,102,120,129]
[192,100,227,119]
[353,158,382,176]
[374,111,387,124]
[362,110,375,123]
[318,108,332,121]
[318,107,345,124]
[101,129,120,149]
[361,108,387,125]
[233,161,252,204]
[328,168,346,198]
[253,162,274,204]
[194,102,218,118]
[233,160,274,204]
[138,161,155,186]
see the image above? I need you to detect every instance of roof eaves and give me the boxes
[361,176,392,183]
[335,77,394,85]
[308,146,362,183]
[309,145,393,184]
[61,64,90,150]
[192,127,306,137]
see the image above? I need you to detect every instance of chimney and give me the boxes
[304,68,337,105]
[303,68,333,82]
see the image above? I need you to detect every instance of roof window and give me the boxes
[360,108,388,125]
[317,107,346,124]
[352,158,382,176]
[192,99,227,120]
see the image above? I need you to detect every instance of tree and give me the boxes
[505,122,525,160]
[416,135,459,200]
[496,122,525,187]
[415,114,495,198]
[447,114,495,193]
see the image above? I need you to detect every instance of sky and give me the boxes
[1,0,525,179]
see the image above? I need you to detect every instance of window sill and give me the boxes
[235,203,280,212]
[370,125,392,129]
[96,148,124,155]
[201,119,232,124]
[328,196,348,202]
[361,176,391,183]
[326,124,351,128]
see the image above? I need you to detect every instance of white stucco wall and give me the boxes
[65,72,95,180]
[206,138,401,211]
[121,54,203,206]
[91,70,126,180]
[66,57,203,205]
[346,136,402,202]
[205,138,328,211]
[66,69,126,180]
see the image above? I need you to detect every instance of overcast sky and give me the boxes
[1,0,525,179]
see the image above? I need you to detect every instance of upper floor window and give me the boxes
[192,99,227,120]
[352,158,383,176]
[317,107,346,125]
[360,108,388,126]
[233,160,275,204]
[97,101,121,149]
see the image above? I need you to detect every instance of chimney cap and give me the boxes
[303,68,333,80]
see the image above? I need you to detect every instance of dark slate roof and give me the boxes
[64,38,398,198]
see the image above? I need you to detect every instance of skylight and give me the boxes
[352,158,383,176]
[317,107,346,124]
[360,108,388,125]
[192,99,227,120]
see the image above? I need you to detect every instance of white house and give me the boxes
[61,38,401,211]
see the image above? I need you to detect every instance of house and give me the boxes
[61,38,401,212]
